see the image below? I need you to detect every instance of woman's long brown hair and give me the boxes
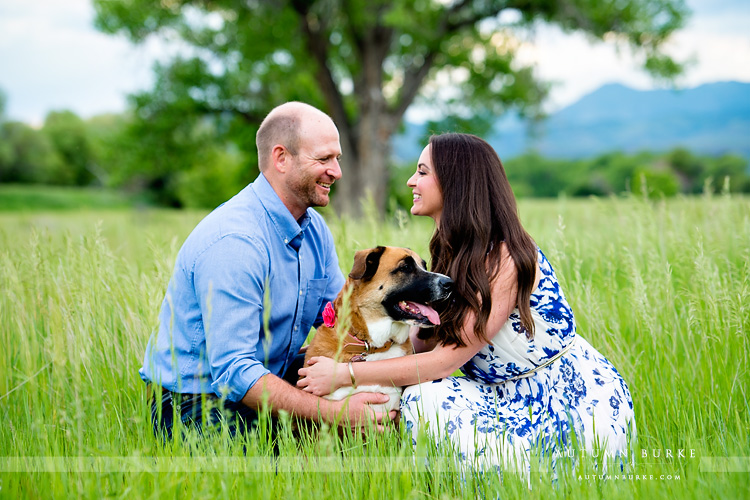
[422,133,538,346]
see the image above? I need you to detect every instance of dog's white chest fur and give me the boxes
[364,317,411,348]
[326,325,412,414]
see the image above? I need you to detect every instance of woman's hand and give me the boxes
[297,356,344,396]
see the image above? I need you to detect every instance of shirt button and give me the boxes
[284,239,288,243]
[299,290,303,295]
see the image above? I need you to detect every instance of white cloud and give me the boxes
[516,3,750,111]
[666,28,750,87]
[0,0,163,125]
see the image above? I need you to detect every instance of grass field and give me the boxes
[1,193,748,498]
[0,184,135,211]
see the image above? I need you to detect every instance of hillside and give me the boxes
[394,81,750,161]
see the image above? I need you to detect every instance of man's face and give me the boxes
[286,118,342,211]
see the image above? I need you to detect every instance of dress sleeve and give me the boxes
[193,234,271,402]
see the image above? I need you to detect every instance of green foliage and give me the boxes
[93,59,265,206]
[632,167,680,198]
[0,105,106,188]
[389,163,418,214]
[707,153,750,193]
[502,149,750,199]
[668,147,704,186]
[42,110,97,186]
[91,0,687,215]
[0,121,62,184]
[1,197,749,497]
[84,113,132,188]
[175,145,248,208]
[504,153,588,198]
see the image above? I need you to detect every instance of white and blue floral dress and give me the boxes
[400,248,635,470]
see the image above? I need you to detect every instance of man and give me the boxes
[140,102,393,438]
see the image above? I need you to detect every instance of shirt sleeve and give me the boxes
[312,226,346,328]
[193,234,271,402]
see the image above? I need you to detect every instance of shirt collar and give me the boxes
[251,173,312,248]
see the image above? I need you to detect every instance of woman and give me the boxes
[298,133,635,469]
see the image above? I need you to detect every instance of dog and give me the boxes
[304,246,453,414]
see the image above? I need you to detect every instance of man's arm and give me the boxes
[242,373,396,430]
[194,233,393,429]
[194,235,273,402]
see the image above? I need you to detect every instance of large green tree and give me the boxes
[94,0,686,215]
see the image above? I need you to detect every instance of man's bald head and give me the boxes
[256,102,334,171]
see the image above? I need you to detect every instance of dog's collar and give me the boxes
[343,334,394,361]
[323,301,394,360]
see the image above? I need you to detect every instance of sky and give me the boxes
[1,0,749,126]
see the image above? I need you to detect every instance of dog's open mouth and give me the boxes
[398,300,441,325]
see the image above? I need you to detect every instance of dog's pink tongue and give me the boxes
[407,302,441,325]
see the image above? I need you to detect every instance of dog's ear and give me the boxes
[349,246,386,281]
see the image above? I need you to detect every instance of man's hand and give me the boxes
[242,373,397,433]
[333,392,398,432]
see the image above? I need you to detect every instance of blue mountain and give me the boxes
[393,81,750,161]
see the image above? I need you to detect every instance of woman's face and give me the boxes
[407,144,443,224]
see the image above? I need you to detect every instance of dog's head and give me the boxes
[344,246,453,330]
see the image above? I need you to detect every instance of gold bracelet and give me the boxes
[347,361,357,389]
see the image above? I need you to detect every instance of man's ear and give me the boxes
[349,246,386,281]
[271,144,290,173]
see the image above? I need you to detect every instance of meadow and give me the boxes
[0,193,748,498]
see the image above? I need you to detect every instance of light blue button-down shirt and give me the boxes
[139,173,345,402]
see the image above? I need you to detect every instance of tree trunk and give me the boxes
[334,22,395,219]
[335,110,393,218]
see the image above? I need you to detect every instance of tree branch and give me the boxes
[341,0,365,61]
[392,1,503,121]
[291,3,354,145]
[392,52,437,122]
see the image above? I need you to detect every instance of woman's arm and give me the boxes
[297,327,486,396]
[297,244,523,396]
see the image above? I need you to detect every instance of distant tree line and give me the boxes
[2,90,748,210]
[504,149,750,198]
[390,148,750,208]
[0,89,250,208]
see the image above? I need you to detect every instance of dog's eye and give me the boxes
[397,260,415,273]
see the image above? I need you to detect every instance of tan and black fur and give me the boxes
[305,246,453,412]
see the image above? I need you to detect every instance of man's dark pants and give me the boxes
[149,353,306,439]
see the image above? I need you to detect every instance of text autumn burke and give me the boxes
[551,448,697,459]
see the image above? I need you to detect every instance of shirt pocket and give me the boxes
[301,277,329,333]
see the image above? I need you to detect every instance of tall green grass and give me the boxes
[1,194,748,498]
